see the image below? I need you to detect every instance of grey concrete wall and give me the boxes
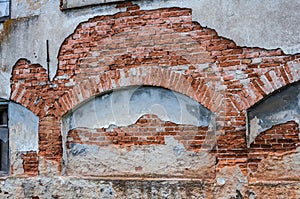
[1,0,300,99]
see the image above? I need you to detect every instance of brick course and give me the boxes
[248,121,299,174]
[67,114,209,151]
[21,151,38,176]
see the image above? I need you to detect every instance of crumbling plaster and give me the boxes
[0,177,215,198]
[250,148,300,182]
[63,86,215,178]
[66,137,216,178]
[1,0,300,99]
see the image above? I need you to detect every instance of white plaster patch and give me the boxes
[248,116,261,146]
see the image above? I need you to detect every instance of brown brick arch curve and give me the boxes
[243,60,300,110]
[57,66,223,117]
[52,7,227,118]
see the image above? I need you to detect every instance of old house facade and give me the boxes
[0,0,300,198]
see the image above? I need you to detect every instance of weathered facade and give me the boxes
[0,0,300,198]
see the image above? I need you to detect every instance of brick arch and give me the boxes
[57,66,223,117]
[224,51,300,112]
[52,7,233,117]
[243,59,300,110]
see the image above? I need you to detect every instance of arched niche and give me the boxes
[61,86,216,178]
[247,81,300,146]
[63,86,212,130]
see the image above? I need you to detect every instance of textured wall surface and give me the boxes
[0,1,300,198]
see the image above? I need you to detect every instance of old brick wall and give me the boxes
[5,4,300,198]
[67,114,209,150]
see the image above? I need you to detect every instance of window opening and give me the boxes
[0,104,8,174]
[0,0,10,21]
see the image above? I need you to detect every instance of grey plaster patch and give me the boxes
[9,102,39,152]
[214,166,248,198]
[247,81,300,145]
[64,86,212,130]
[0,71,9,100]
[11,0,48,18]
[69,143,87,156]
[191,0,300,54]
[66,136,216,177]
[61,0,128,9]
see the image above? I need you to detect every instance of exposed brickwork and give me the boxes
[21,151,38,176]
[39,116,62,164]
[9,6,300,179]
[248,121,300,173]
[67,114,209,151]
